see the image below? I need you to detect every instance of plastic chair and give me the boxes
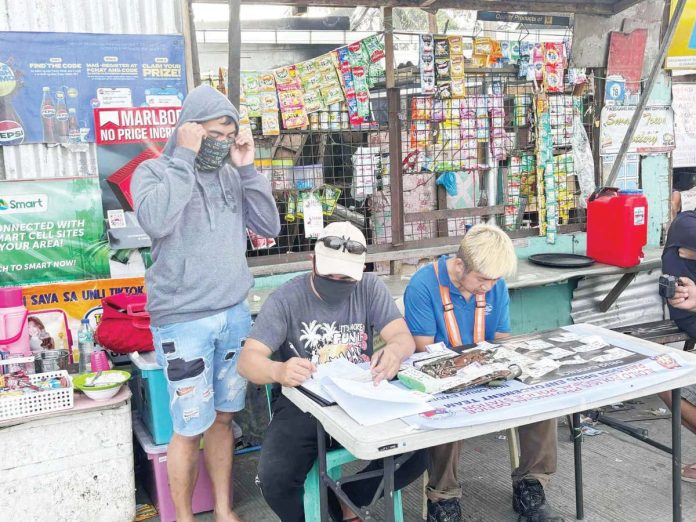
[264,385,405,521]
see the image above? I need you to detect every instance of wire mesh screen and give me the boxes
[247,122,392,259]
[242,25,594,265]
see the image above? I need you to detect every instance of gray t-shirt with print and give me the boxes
[249,273,402,365]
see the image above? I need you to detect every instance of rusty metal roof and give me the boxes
[201,0,647,16]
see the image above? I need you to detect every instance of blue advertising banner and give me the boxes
[0,31,187,146]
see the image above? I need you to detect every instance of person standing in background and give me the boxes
[132,85,280,522]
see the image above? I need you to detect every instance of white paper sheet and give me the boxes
[299,358,371,404]
[323,378,432,426]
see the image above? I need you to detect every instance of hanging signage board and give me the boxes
[599,106,675,155]
[476,11,570,27]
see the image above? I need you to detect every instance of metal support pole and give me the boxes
[572,412,585,520]
[317,423,329,522]
[673,388,682,522]
[605,0,687,188]
[227,0,241,107]
[383,455,396,522]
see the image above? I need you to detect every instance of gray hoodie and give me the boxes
[132,85,280,326]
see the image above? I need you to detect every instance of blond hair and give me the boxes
[457,223,517,279]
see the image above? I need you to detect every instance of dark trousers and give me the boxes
[675,315,696,339]
[257,394,428,522]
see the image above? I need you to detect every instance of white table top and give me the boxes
[283,323,696,460]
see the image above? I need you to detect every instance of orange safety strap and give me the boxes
[433,262,486,347]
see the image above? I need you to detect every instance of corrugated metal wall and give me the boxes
[571,270,666,329]
[0,0,182,181]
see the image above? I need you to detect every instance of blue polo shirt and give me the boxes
[404,255,511,346]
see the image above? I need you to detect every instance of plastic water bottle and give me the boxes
[78,319,95,374]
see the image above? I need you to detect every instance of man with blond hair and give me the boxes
[404,223,563,522]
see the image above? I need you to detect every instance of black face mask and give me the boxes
[313,273,357,306]
[195,136,234,171]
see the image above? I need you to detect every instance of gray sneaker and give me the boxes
[513,478,565,522]
[427,498,462,522]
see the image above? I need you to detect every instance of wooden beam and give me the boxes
[180,0,196,90]
[405,205,507,222]
[195,0,616,16]
[228,0,241,107]
[599,272,636,312]
[612,0,647,14]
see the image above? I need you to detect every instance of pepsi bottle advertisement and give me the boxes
[0,31,187,146]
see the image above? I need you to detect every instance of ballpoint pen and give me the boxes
[288,344,314,379]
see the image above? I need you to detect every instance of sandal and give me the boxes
[682,463,696,483]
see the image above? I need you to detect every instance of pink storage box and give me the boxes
[133,417,229,522]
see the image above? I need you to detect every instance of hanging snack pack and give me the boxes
[473,37,493,68]
[529,43,545,82]
[274,65,309,129]
[420,34,436,95]
[362,35,386,88]
[544,43,565,93]
[315,53,344,107]
[434,35,451,96]
[297,59,324,113]
[335,45,373,127]
[448,35,465,98]
[241,72,261,118]
[258,73,280,136]
[518,41,533,79]
[321,185,342,216]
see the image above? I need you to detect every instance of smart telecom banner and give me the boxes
[95,106,180,249]
[0,31,186,146]
[0,178,110,285]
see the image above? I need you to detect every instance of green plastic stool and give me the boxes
[303,446,404,522]
[264,385,404,521]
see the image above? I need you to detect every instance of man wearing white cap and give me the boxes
[239,221,427,522]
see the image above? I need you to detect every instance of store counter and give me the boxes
[0,387,135,522]
[248,247,663,315]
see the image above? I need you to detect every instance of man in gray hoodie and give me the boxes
[132,84,280,522]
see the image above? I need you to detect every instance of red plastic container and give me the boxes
[587,188,648,268]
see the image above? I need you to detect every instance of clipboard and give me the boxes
[297,384,336,407]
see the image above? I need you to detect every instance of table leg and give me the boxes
[672,388,682,522]
[317,423,329,522]
[383,455,396,522]
[572,412,584,520]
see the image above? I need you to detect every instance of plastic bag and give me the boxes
[436,171,458,197]
[571,109,595,208]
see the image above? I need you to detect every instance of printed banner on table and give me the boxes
[403,325,696,430]
[667,0,696,69]
[0,32,186,145]
[95,107,180,250]
[21,277,145,347]
[599,106,675,155]
[0,177,110,285]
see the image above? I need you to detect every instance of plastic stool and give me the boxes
[303,446,404,522]
[265,385,404,521]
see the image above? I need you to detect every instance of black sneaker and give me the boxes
[427,498,462,522]
[512,478,565,522]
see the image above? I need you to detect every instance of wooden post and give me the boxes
[228,0,241,108]
[180,0,196,90]
[384,7,404,247]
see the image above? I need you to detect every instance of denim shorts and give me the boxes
[151,302,251,437]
